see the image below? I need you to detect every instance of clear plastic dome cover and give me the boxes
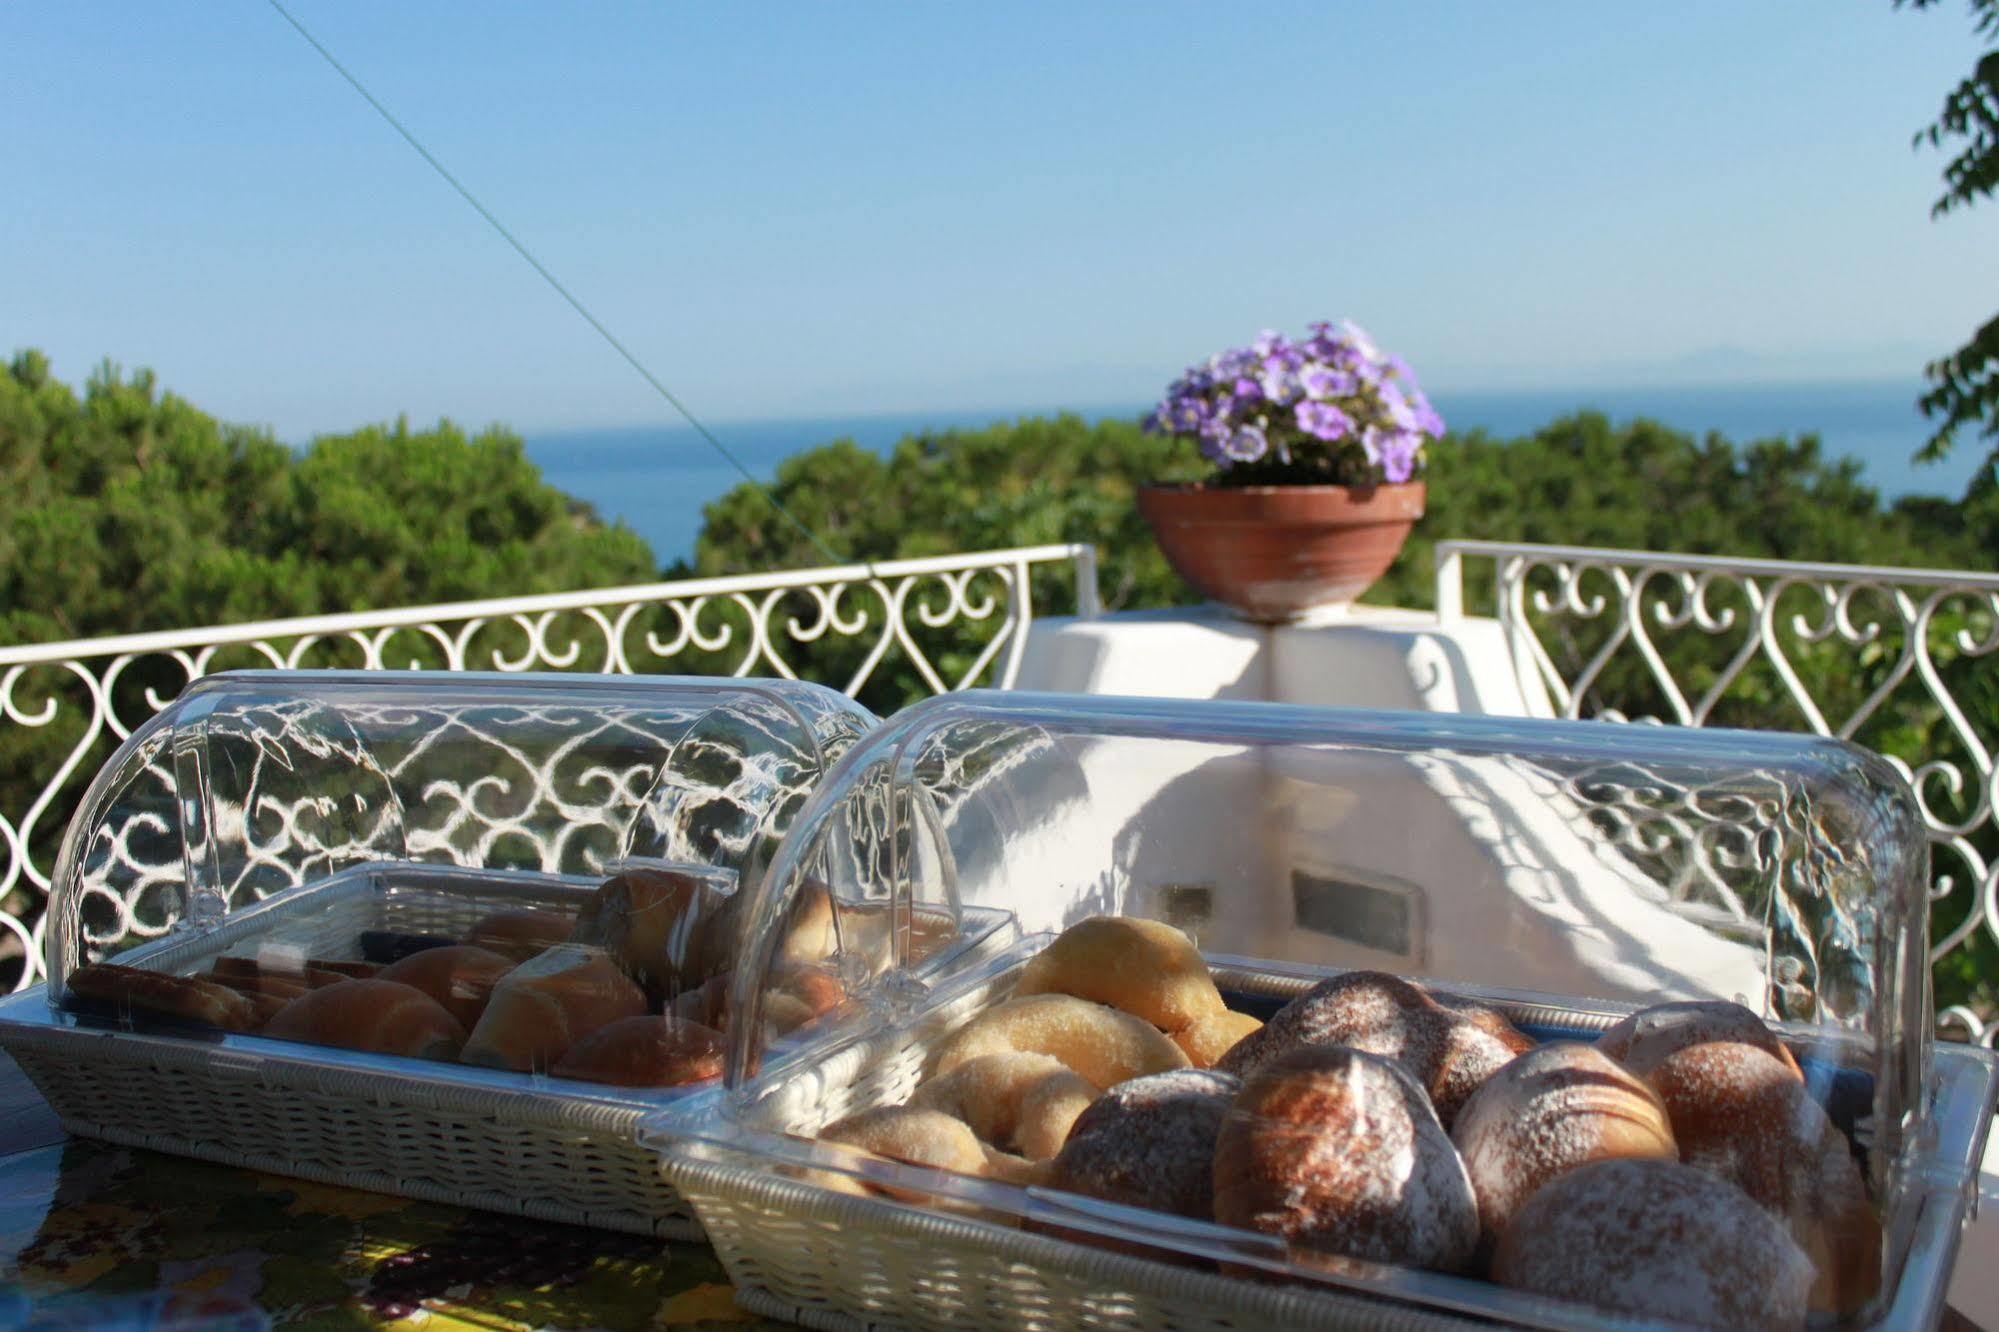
[49,671,870,986]
[698,690,1990,1330]
[35,670,875,1102]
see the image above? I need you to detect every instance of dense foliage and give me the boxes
[0,350,656,647]
[1897,0,1999,460]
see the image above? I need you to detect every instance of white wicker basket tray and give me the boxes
[2,864,717,1237]
[654,692,1996,1328]
[662,954,1999,1331]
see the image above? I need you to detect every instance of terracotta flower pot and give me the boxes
[1136,481,1426,623]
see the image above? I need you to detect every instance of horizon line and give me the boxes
[511,372,1928,440]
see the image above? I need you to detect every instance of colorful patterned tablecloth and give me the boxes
[0,1054,780,1331]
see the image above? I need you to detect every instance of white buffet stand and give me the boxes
[1016,603,1554,715]
[1016,603,1998,1327]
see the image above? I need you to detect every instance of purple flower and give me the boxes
[1222,423,1269,462]
[1295,400,1353,441]
[1298,363,1357,400]
[1409,390,1445,438]
[1145,387,1214,436]
[1378,379,1420,433]
[1197,416,1234,463]
[1318,336,1369,371]
[1210,346,1257,380]
[1376,429,1422,482]
[1154,318,1433,484]
[1171,394,1213,434]
[1339,320,1382,363]
[1259,362,1300,405]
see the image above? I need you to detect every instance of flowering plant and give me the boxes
[1144,321,1442,486]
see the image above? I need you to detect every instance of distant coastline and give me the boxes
[525,378,1979,565]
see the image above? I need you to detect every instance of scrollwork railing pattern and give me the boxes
[0,544,1100,989]
[1438,540,1999,1042]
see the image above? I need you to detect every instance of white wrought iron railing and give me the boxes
[0,543,1100,988]
[1436,539,1999,1043]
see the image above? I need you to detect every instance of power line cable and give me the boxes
[265,0,854,569]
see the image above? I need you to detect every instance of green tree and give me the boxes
[0,350,657,647]
[1896,0,1999,461]
[1375,414,1978,615]
[689,416,1205,714]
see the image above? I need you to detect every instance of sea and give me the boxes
[524,379,1989,565]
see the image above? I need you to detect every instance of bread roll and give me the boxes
[1451,1041,1676,1240]
[828,897,954,974]
[670,969,732,1029]
[1596,998,1800,1079]
[1600,1001,1877,1313]
[1050,1068,1237,1217]
[201,970,311,1027]
[200,967,308,1004]
[749,962,850,1038]
[769,876,838,967]
[1493,1158,1813,1330]
[459,945,647,1073]
[570,868,729,998]
[549,1015,725,1087]
[932,994,1191,1089]
[910,1052,1099,1161]
[774,961,846,1018]
[1213,1046,1479,1273]
[1172,1010,1263,1068]
[376,945,516,1029]
[1013,916,1225,1034]
[66,963,260,1032]
[1430,992,1536,1054]
[208,955,260,981]
[263,979,467,1060]
[240,990,292,1028]
[1216,971,1518,1128]
[464,908,576,963]
[1648,1041,1881,1316]
[820,1106,989,1176]
[1427,1015,1527,1130]
[670,958,843,1040]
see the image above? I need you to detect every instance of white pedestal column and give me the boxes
[1015,602,1554,718]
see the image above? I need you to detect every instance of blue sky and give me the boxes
[5,2,1995,441]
